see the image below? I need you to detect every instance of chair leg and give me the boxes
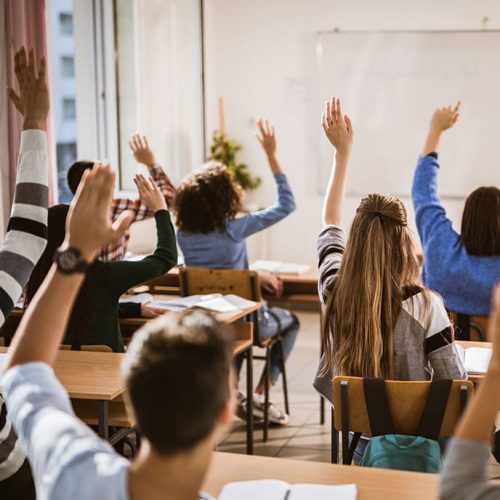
[278,338,290,415]
[331,407,338,463]
[263,346,271,442]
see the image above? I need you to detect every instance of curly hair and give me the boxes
[174,162,243,233]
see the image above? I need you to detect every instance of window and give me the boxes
[59,13,73,35]
[62,98,76,120]
[61,56,74,77]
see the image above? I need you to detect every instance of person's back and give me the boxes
[412,103,500,316]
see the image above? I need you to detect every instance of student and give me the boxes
[25,174,177,351]
[1,164,234,500]
[412,102,500,317]
[440,285,500,499]
[313,97,466,461]
[175,119,298,424]
[0,47,49,498]
[66,134,176,262]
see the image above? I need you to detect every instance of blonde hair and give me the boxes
[322,194,425,379]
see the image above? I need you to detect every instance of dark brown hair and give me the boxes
[174,162,243,233]
[461,186,500,256]
[67,161,94,195]
[124,310,233,455]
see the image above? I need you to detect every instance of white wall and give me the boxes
[203,0,500,266]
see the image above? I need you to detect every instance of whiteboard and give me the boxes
[315,31,500,198]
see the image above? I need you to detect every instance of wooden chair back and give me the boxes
[450,311,489,342]
[332,376,473,436]
[179,267,261,301]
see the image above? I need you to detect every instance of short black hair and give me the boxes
[67,161,95,195]
[124,310,233,455]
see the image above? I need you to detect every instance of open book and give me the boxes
[251,260,310,276]
[148,294,257,314]
[455,344,492,374]
[218,480,357,500]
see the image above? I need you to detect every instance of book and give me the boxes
[455,344,492,374]
[251,260,310,276]
[119,293,154,304]
[218,480,357,500]
[148,294,257,314]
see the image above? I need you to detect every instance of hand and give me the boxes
[259,272,283,299]
[134,174,167,212]
[488,285,500,369]
[8,47,50,130]
[66,163,134,262]
[129,134,156,167]
[256,119,277,158]
[140,301,166,319]
[429,102,460,132]
[322,97,353,155]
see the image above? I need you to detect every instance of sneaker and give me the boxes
[253,393,290,425]
[236,393,263,423]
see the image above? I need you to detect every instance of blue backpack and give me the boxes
[358,378,452,473]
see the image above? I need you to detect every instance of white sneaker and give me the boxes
[253,393,290,425]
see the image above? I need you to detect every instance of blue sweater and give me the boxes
[178,173,296,269]
[412,155,500,316]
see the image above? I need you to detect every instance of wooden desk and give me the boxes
[203,452,438,499]
[457,340,492,384]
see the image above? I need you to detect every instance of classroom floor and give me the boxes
[219,311,500,481]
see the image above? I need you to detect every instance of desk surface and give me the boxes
[457,340,492,383]
[0,347,126,400]
[203,452,438,499]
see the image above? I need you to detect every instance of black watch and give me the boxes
[54,246,90,275]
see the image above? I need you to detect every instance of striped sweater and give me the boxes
[0,130,48,481]
[313,224,467,402]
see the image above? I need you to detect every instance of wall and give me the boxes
[202,0,500,266]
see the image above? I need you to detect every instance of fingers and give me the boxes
[112,210,134,238]
[27,48,35,80]
[344,114,353,133]
[7,87,22,112]
[37,56,47,86]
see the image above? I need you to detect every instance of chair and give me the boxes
[449,311,489,342]
[331,376,474,464]
[179,266,290,442]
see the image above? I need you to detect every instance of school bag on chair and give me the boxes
[358,378,452,473]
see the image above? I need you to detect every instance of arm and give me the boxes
[4,163,133,370]
[440,285,500,500]
[411,103,460,244]
[321,97,353,226]
[0,48,50,325]
[228,120,296,240]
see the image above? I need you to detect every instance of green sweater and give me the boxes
[64,210,177,352]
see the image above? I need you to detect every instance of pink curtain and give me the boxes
[5,0,55,205]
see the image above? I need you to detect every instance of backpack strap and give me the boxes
[415,379,452,440]
[363,378,396,436]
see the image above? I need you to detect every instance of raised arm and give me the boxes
[228,120,296,240]
[411,102,460,243]
[440,285,500,500]
[321,97,353,226]
[0,47,50,324]
[4,164,133,370]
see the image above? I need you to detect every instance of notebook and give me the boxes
[218,480,357,500]
[455,344,492,374]
[119,293,154,304]
[149,294,257,314]
[251,260,310,275]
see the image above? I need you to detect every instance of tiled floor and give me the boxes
[218,310,500,480]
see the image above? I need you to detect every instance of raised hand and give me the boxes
[134,173,167,213]
[66,163,133,262]
[256,119,277,158]
[322,97,353,155]
[8,47,49,130]
[129,134,156,167]
[430,102,460,132]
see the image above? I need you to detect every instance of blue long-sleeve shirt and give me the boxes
[177,173,296,269]
[411,154,500,316]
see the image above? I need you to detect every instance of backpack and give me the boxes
[358,378,452,473]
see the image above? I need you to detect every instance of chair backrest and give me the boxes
[332,376,473,437]
[450,311,489,342]
[60,344,112,353]
[179,267,262,301]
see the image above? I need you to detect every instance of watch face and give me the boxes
[59,251,78,270]
[56,248,87,273]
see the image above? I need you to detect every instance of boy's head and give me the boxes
[123,310,234,456]
[67,161,95,195]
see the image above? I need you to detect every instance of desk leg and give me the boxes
[319,309,325,425]
[98,401,109,440]
[246,346,254,455]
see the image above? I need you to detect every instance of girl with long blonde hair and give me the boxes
[314,97,466,406]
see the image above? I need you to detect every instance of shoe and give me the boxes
[235,393,263,423]
[253,393,290,425]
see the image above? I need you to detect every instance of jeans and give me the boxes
[236,305,300,384]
